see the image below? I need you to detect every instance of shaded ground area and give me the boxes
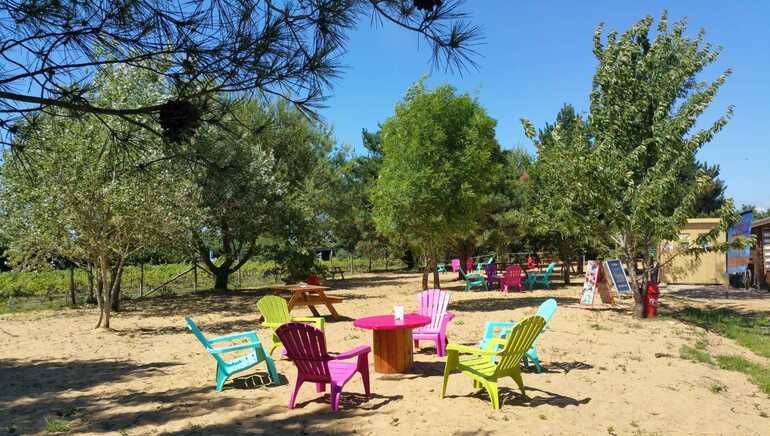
[1,273,769,435]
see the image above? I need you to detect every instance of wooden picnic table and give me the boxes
[271,283,344,321]
[327,266,345,280]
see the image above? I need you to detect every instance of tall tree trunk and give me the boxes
[214,267,229,291]
[560,247,571,285]
[69,267,76,307]
[431,253,440,289]
[87,266,96,304]
[458,241,468,280]
[421,254,430,290]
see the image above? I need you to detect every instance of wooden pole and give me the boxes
[349,255,353,273]
[193,263,198,293]
[139,262,145,297]
[237,269,242,289]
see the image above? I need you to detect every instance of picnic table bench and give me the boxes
[271,283,344,320]
[327,266,345,280]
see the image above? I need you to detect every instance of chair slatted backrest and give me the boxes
[505,265,523,287]
[536,298,558,323]
[276,323,331,379]
[257,295,291,325]
[484,263,498,282]
[494,315,546,376]
[450,259,460,272]
[544,262,556,277]
[417,289,449,331]
[185,317,225,365]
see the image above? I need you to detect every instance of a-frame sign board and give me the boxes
[580,260,614,308]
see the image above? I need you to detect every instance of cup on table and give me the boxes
[393,305,404,321]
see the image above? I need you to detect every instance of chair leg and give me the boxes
[288,377,304,409]
[440,353,457,399]
[316,383,326,393]
[527,349,543,373]
[413,339,419,350]
[264,353,279,384]
[511,368,526,397]
[215,364,228,392]
[358,354,371,396]
[483,380,500,410]
[330,383,342,411]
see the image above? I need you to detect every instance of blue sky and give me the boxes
[319,0,770,210]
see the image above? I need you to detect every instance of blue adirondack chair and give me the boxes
[525,262,556,290]
[460,268,487,291]
[478,298,557,372]
[185,317,278,391]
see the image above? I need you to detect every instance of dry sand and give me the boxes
[1,272,769,435]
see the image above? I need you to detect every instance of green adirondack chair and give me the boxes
[440,315,546,410]
[525,262,556,290]
[474,255,495,273]
[185,317,278,392]
[257,295,325,355]
[460,268,487,291]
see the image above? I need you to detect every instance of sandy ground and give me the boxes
[1,272,769,435]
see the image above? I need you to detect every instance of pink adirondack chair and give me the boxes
[500,265,524,293]
[450,258,461,272]
[275,322,371,411]
[412,289,454,357]
[484,263,500,289]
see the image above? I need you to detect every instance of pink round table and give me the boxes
[353,313,430,374]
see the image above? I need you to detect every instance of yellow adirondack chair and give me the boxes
[257,295,325,355]
[440,315,546,410]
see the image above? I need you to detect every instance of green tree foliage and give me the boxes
[522,104,595,284]
[692,162,727,217]
[0,64,182,329]
[372,81,503,288]
[589,12,737,316]
[179,100,336,289]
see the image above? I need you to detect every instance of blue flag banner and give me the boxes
[726,211,752,274]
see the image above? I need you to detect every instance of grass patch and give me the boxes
[43,417,70,433]
[679,344,713,364]
[709,382,727,394]
[715,355,770,395]
[674,307,770,358]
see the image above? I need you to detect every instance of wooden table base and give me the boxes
[372,328,414,374]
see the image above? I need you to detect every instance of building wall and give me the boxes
[659,218,728,285]
[752,220,770,288]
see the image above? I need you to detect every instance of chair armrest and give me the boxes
[291,316,325,330]
[482,321,514,339]
[209,341,262,354]
[261,321,283,330]
[484,338,508,353]
[446,343,499,357]
[208,331,258,343]
[332,345,371,360]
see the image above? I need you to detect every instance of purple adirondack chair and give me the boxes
[275,322,371,411]
[450,258,461,272]
[501,264,524,293]
[484,263,500,289]
[412,289,454,357]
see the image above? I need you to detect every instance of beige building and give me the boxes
[659,218,728,285]
[752,217,770,289]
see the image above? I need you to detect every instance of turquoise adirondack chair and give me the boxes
[460,268,487,291]
[525,262,556,290]
[437,263,447,273]
[185,317,278,391]
[474,255,495,273]
[440,315,546,410]
[478,298,557,372]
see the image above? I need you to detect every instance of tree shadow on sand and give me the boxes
[448,296,580,313]
[447,385,591,409]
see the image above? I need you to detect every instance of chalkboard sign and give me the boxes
[605,259,631,295]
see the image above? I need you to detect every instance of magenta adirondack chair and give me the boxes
[412,289,454,357]
[500,265,524,293]
[275,322,371,411]
[484,263,500,290]
[450,258,461,272]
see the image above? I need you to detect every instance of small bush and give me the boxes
[43,417,70,433]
